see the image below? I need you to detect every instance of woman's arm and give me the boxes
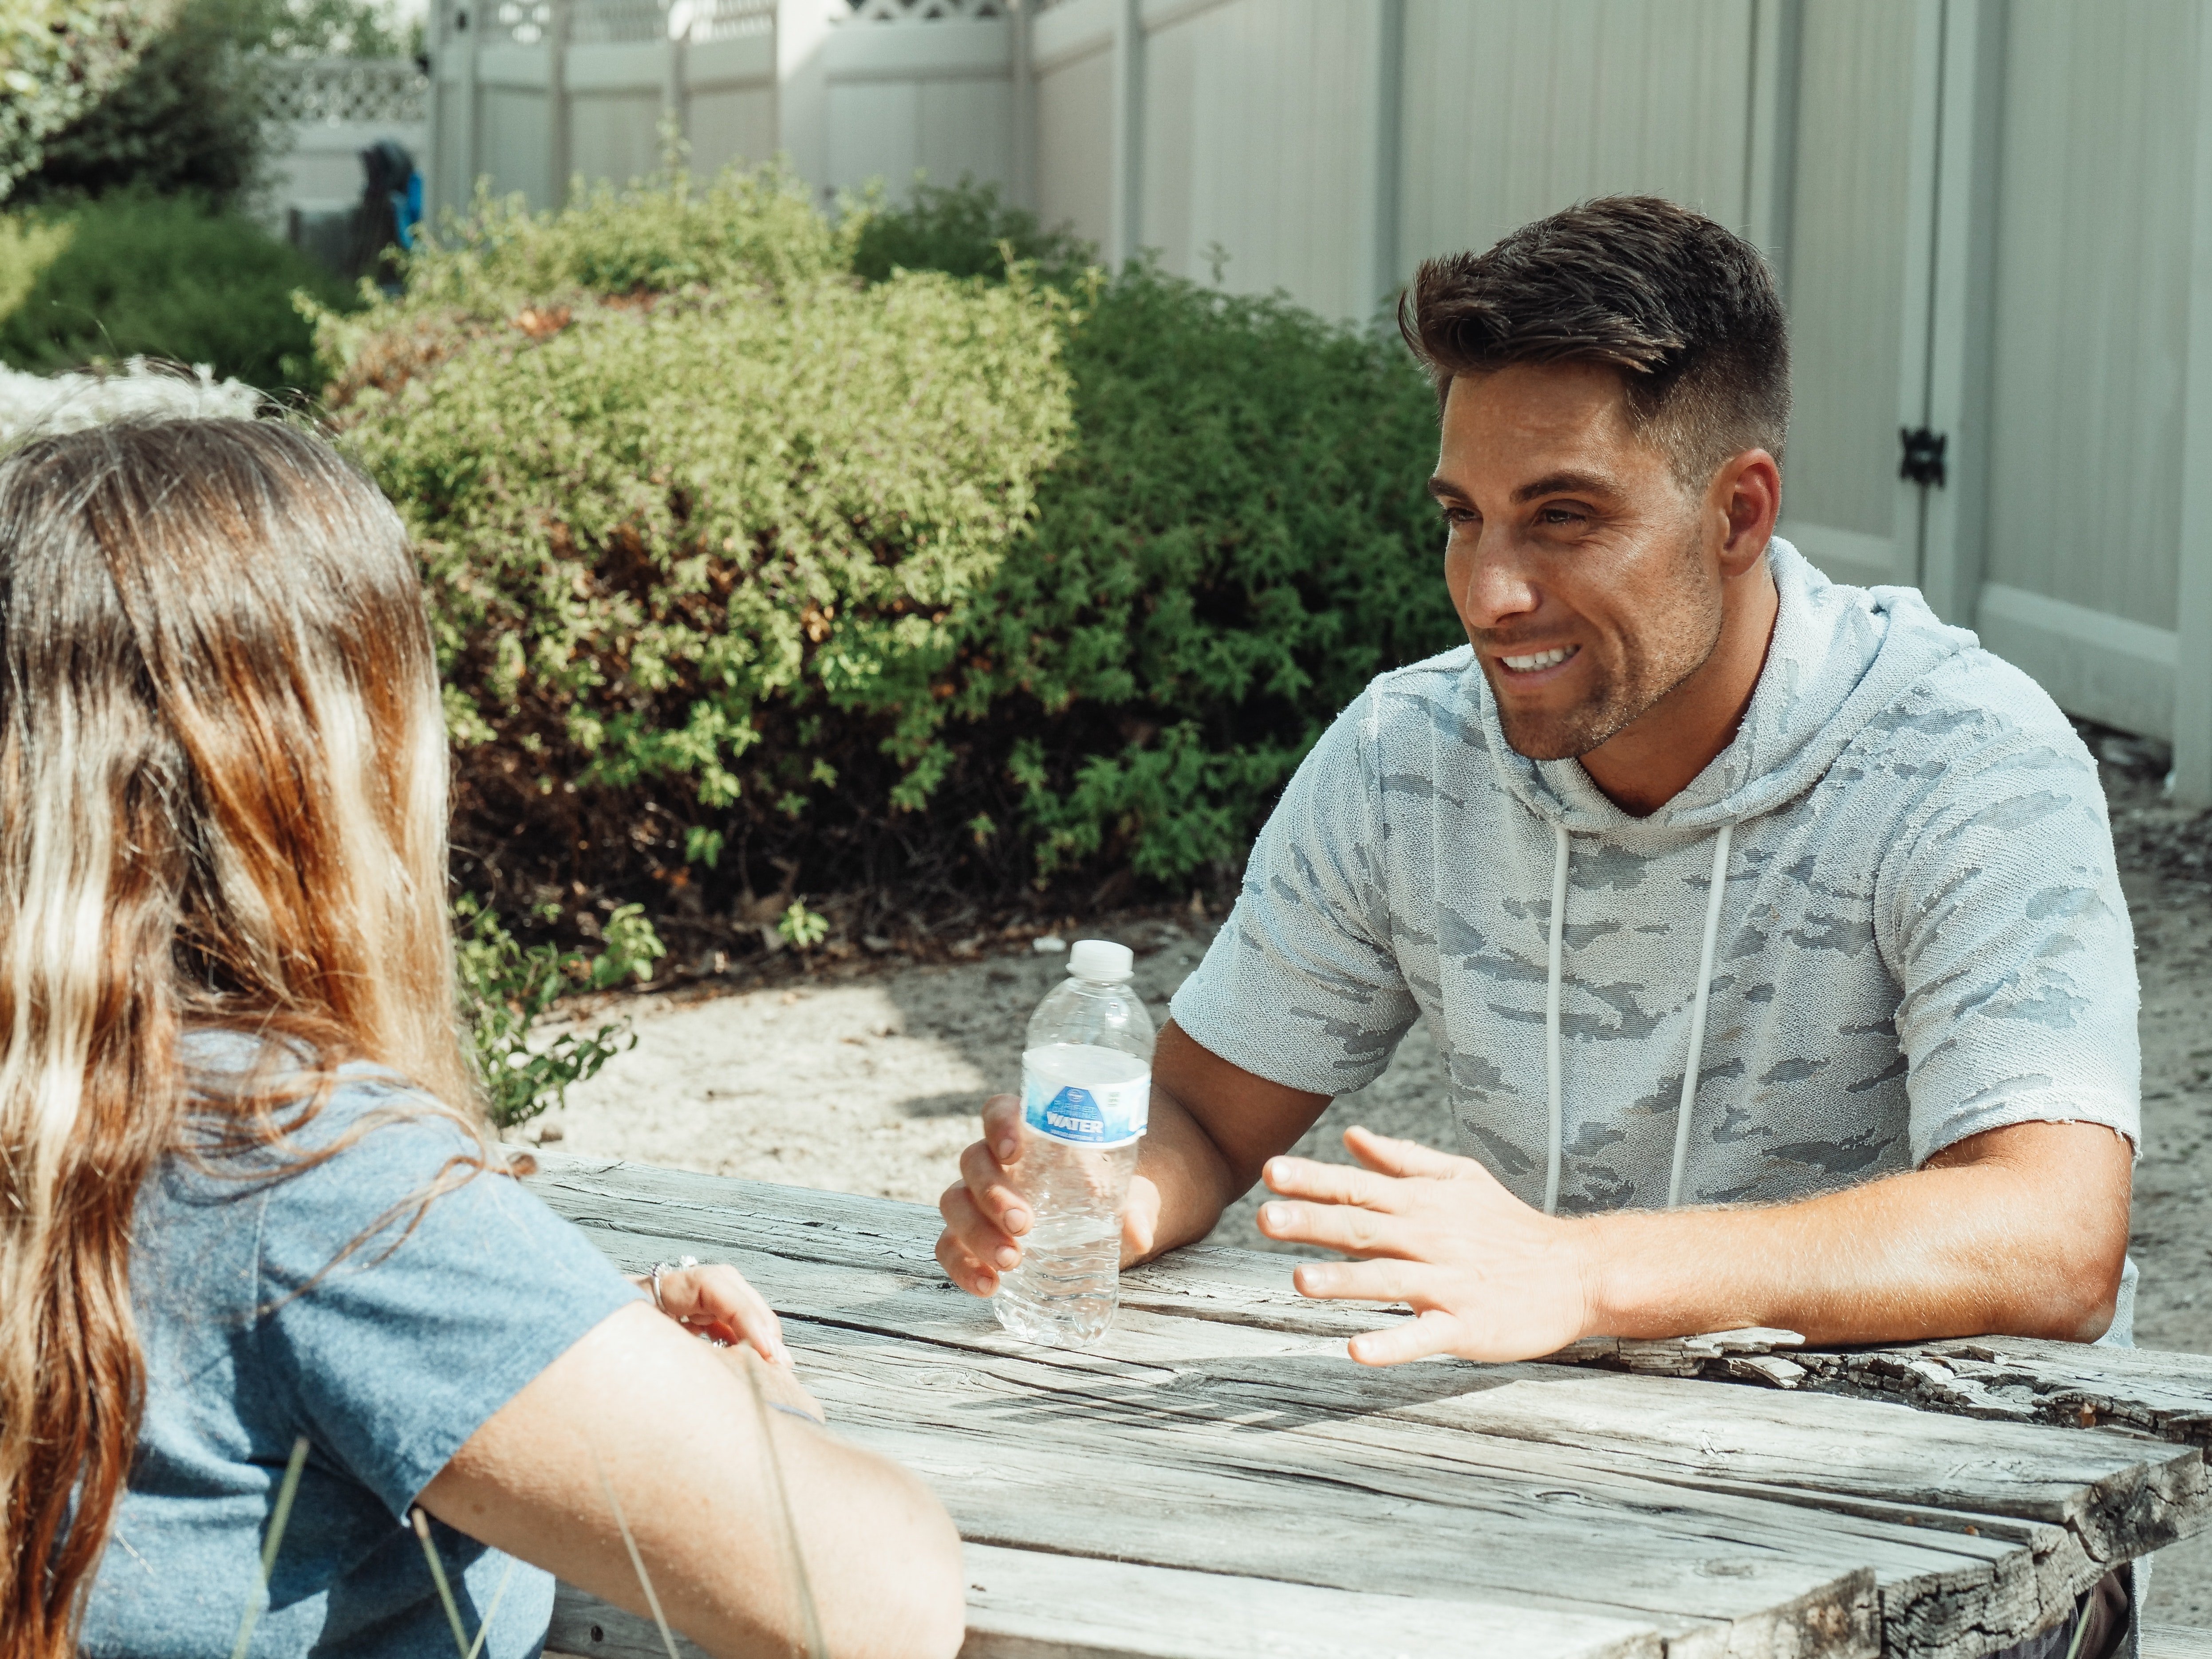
[418,1300,966,1659]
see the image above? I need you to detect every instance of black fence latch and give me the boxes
[1899,426,1948,488]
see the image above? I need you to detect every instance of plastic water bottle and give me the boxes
[992,939,1155,1347]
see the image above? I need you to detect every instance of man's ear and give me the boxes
[1711,449,1781,577]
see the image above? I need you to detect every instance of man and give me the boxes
[939,199,2140,1652]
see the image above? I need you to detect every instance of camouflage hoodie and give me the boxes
[1171,538,2141,1337]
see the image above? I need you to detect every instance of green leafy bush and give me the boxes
[320,167,1074,919]
[454,894,666,1127]
[963,265,1455,882]
[0,0,167,202]
[851,177,1092,288]
[0,191,352,388]
[12,0,271,207]
[7,0,417,207]
[319,168,1455,942]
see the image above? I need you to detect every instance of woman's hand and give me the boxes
[635,1261,793,1367]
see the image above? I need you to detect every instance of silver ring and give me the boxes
[648,1257,705,1318]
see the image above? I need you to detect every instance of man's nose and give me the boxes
[1457,536,1543,630]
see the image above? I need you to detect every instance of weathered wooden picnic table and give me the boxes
[523,1150,2212,1659]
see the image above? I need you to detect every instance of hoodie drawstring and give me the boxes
[1542,823,1570,1216]
[1667,823,1734,1208]
[1542,821,1734,1216]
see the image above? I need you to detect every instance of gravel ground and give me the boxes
[532,730,2212,1625]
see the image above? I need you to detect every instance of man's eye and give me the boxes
[1538,507,1585,527]
[1441,507,1477,527]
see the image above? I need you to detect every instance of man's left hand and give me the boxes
[1259,1127,1595,1365]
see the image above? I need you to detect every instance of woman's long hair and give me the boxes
[0,417,473,1651]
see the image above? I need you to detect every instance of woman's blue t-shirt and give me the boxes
[81,1040,641,1657]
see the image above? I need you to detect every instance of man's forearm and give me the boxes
[1582,1124,2132,1345]
[1121,1019,1336,1268]
[1122,1081,1241,1265]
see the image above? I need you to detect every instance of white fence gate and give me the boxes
[421,0,2212,806]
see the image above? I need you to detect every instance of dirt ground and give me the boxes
[530,731,2212,1625]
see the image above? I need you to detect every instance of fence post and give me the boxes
[1108,0,1143,266]
[777,0,833,204]
[423,4,444,213]
[1743,0,1801,297]
[670,25,691,159]
[2172,0,2212,803]
[1010,0,1037,213]
[1367,0,1403,319]
[1913,0,2004,629]
[436,0,480,218]
[545,0,573,209]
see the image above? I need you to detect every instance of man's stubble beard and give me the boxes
[1482,529,1723,762]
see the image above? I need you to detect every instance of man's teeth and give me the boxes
[1502,647,1574,671]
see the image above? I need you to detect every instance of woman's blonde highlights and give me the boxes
[0,417,477,1651]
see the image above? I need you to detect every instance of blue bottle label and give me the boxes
[1021,1064,1149,1147]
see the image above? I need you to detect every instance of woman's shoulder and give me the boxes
[164,1026,610,1304]
[161,1029,641,1517]
[175,1028,485,1178]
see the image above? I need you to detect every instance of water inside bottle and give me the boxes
[992,1042,1147,1346]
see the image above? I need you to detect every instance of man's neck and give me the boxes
[1577,561,1782,818]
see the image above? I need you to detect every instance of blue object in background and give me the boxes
[357,139,420,292]
[397,169,422,252]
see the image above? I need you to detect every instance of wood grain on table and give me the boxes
[524,1151,2212,1659]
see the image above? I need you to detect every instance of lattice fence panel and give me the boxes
[258,57,429,123]
[844,0,1009,22]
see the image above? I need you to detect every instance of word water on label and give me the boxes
[1021,1050,1149,1148]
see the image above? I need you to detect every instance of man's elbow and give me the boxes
[2015,1235,2125,1343]
[1937,1120,2132,1344]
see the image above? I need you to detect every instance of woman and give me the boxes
[0,415,965,1658]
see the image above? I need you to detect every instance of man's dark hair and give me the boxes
[1398,197,1790,487]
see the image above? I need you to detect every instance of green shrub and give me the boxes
[851,176,1093,288]
[8,0,418,207]
[962,265,1455,882]
[0,192,352,388]
[320,167,1075,927]
[319,168,1454,940]
[0,215,72,324]
[376,167,856,323]
[12,0,271,207]
[454,893,666,1128]
[0,0,166,202]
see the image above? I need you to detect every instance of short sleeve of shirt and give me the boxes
[1879,722,2142,1166]
[1171,694,1420,1095]
[252,1080,643,1520]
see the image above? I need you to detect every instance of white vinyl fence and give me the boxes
[423,0,2212,807]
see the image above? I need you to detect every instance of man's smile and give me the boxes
[1494,644,1581,676]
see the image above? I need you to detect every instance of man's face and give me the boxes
[1429,363,1722,761]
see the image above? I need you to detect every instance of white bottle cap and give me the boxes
[1068,939,1134,982]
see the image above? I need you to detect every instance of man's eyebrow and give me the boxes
[1511,470,1615,504]
[1426,471,1621,506]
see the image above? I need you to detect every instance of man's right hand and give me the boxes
[936,1093,1032,1296]
[934,1021,1332,1299]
